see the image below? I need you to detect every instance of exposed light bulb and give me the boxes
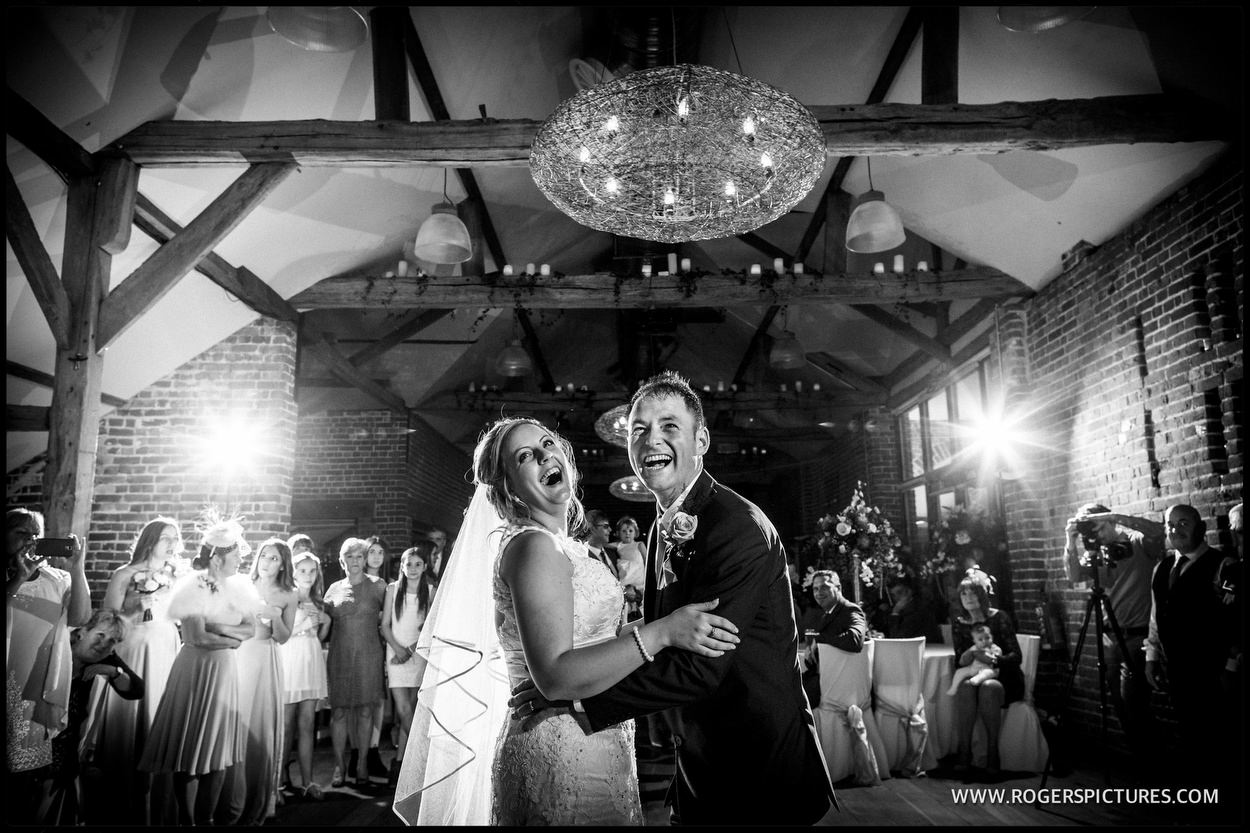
[760,151,773,168]
[743,116,756,135]
[677,98,689,118]
[578,146,590,163]
[605,177,620,194]
[663,189,676,206]
[603,115,620,133]
[724,181,737,197]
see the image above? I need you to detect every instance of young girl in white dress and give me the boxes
[394,417,741,826]
[380,543,435,784]
[277,539,331,800]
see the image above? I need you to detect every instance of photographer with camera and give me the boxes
[7,507,90,822]
[1061,502,1164,768]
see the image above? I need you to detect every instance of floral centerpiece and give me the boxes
[924,504,1008,619]
[812,481,905,601]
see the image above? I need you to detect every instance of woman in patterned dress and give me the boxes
[324,537,386,789]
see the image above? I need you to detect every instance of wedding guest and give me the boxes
[885,576,943,642]
[278,546,331,800]
[219,537,296,824]
[85,516,184,825]
[426,525,450,584]
[138,517,259,825]
[583,509,617,577]
[614,515,646,623]
[35,609,142,826]
[380,543,435,786]
[394,416,740,825]
[946,623,1002,694]
[950,571,1023,780]
[801,570,868,707]
[324,538,387,790]
[360,535,391,782]
[1145,505,1229,809]
[7,508,90,824]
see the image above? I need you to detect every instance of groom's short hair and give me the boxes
[631,370,706,430]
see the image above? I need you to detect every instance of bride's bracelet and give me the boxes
[631,627,654,663]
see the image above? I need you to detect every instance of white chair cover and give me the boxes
[919,645,957,771]
[871,637,928,776]
[998,634,1049,772]
[812,644,890,785]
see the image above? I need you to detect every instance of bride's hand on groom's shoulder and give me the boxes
[657,599,741,657]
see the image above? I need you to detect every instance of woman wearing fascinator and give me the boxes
[138,513,262,825]
[948,569,1023,780]
[394,417,739,826]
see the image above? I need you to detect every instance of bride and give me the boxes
[394,417,739,825]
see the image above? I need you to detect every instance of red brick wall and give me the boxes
[6,318,299,606]
[801,151,1242,755]
[1005,153,1243,748]
[292,410,473,550]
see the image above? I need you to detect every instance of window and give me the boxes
[896,359,993,558]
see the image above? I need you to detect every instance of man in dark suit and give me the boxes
[582,509,618,578]
[425,525,449,584]
[1144,504,1231,815]
[516,371,834,825]
[800,570,867,706]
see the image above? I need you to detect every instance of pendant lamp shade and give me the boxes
[769,330,807,370]
[494,340,533,377]
[609,474,653,503]
[413,202,472,264]
[845,190,906,254]
[266,7,368,52]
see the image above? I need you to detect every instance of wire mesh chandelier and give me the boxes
[530,64,826,243]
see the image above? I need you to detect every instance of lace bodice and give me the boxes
[492,525,625,690]
[490,524,640,825]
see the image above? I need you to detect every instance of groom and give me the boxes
[516,371,835,825]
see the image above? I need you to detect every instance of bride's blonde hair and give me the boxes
[472,417,585,533]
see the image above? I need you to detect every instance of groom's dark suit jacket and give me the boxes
[583,470,835,825]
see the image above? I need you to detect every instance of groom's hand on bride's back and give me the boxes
[509,679,592,733]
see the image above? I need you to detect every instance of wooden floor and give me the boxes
[269,731,1230,827]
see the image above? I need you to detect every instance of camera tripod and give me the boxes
[1039,563,1138,788]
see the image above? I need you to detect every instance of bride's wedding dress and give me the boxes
[491,526,642,825]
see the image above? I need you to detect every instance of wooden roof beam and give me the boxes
[7,361,128,408]
[132,194,299,323]
[805,351,887,394]
[403,13,507,269]
[6,165,71,350]
[107,94,1229,167]
[304,333,408,415]
[797,7,925,262]
[848,305,951,362]
[347,309,452,367]
[514,308,556,393]
[6,87,96,181]
[416,388,888,415]
[97,162,296,349]
[732,306,781,388]
[291,265,1031,309]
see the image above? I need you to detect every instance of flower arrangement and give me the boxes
[923,504,1004,579]
[814,481,905,594]
[130,560,185,620]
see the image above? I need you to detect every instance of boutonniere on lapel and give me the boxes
[658,511,698,589]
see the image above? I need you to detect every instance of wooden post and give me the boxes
[41,157,137,537]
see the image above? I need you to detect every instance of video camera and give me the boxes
[1074,519,1132,566]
